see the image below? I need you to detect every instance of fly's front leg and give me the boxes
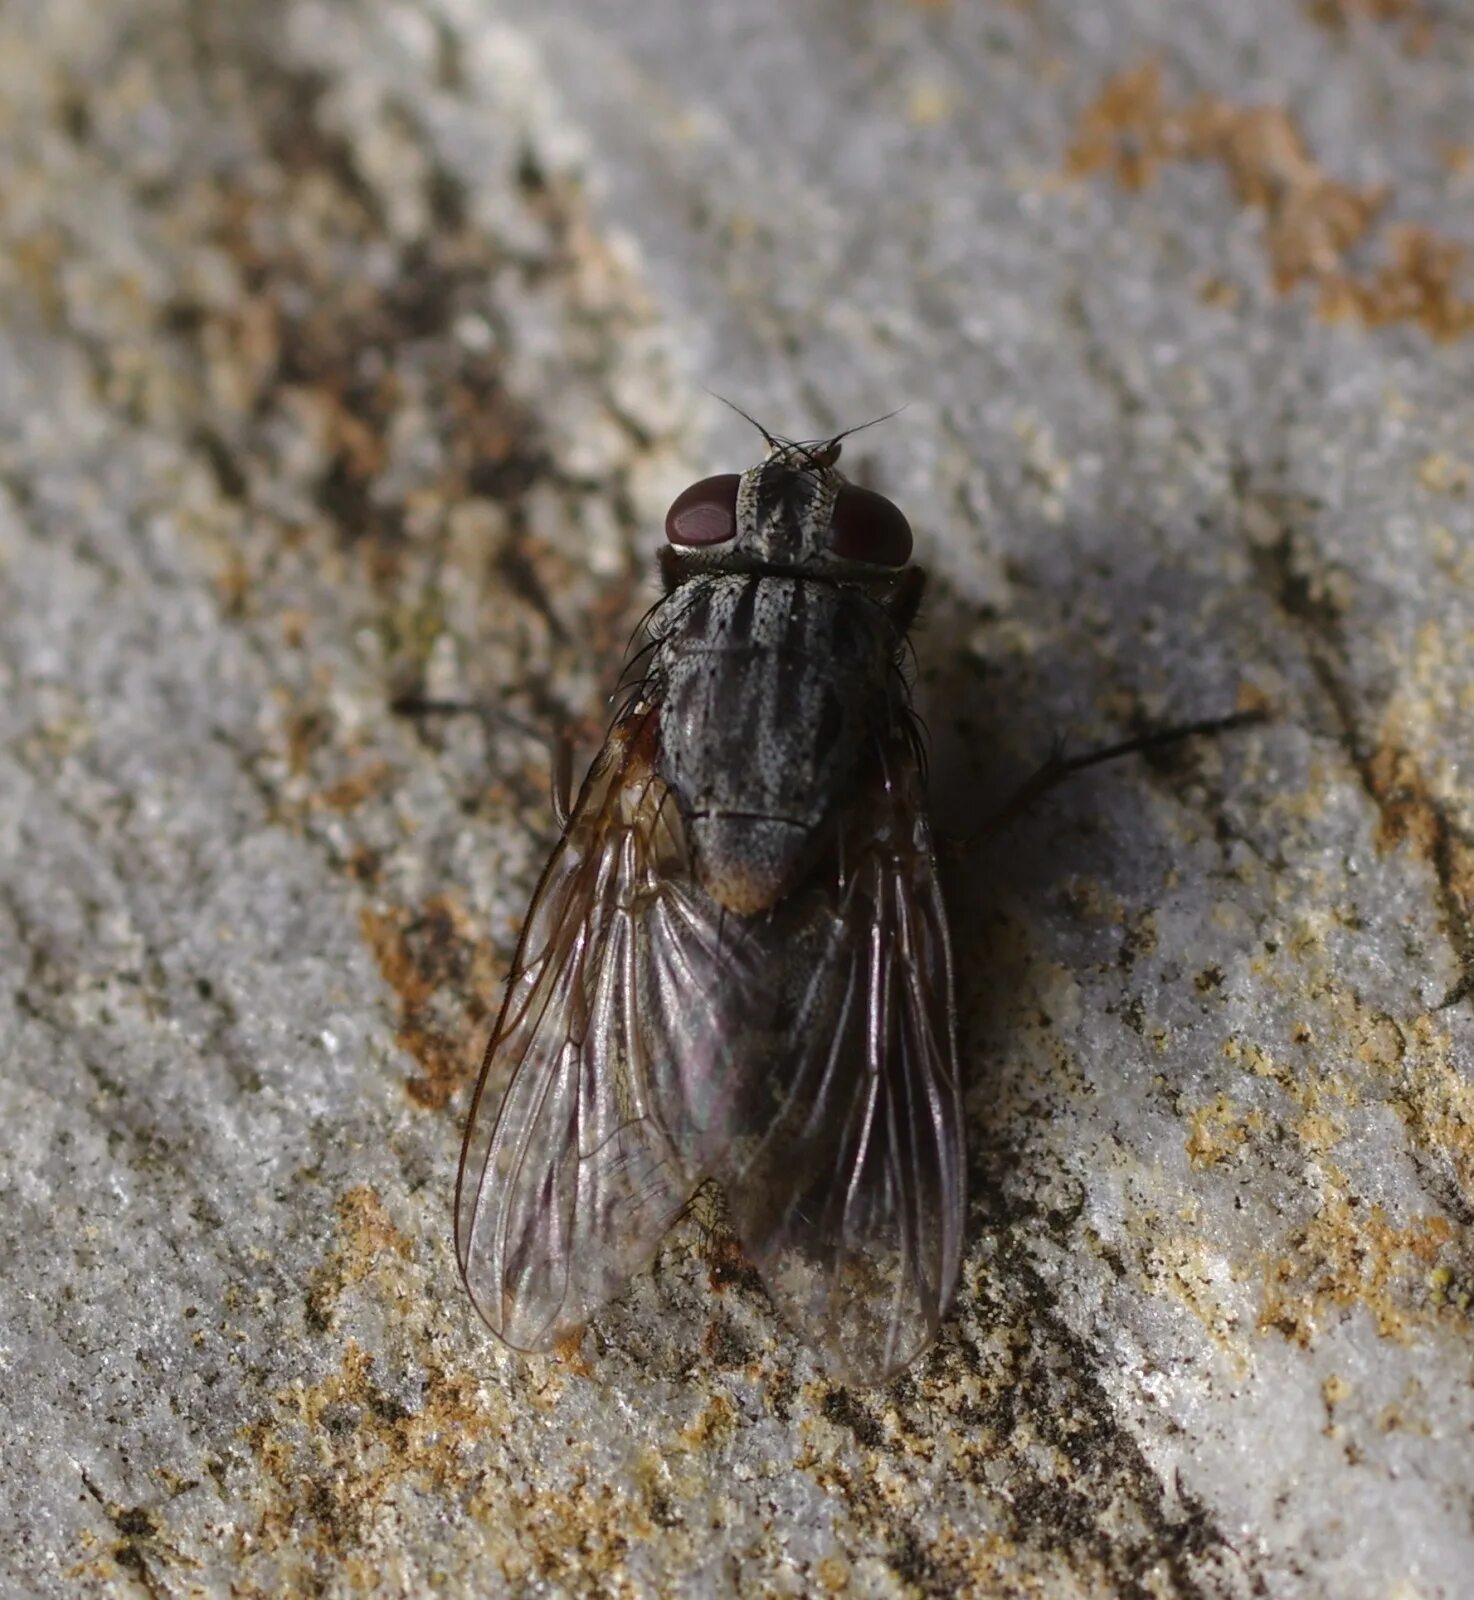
[393,692,578,833]
[549,731,574,832]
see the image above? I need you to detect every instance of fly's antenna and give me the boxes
[791,403,909,472]
[707,392,905,473]
[819,403,909,454]
[706,391,790,453]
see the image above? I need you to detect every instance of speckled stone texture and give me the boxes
[1,1,1471,1595]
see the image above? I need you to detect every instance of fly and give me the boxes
[455,419,962,1383]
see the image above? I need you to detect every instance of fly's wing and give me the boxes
[719,734,965,1384]
[455,709,723,1351]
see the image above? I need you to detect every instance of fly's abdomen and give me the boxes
[654,574,893,915]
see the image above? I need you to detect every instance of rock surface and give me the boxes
[1,1,1471,1595]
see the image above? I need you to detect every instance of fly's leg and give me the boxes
[549,731,573,832]
[964,705,1269,851]
[680,1181,767,1292]
[392,693,576,832]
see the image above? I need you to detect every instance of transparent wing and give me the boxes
[455,709,720,1351]
[719,734,965,1384]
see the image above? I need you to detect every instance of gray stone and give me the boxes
[1,0,1470,1595]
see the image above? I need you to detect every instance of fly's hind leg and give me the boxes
[678,1180,767,1297]
[961,702,1270,852]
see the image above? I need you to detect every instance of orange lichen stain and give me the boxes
[908,81,955,126]
[552,1328,594,1375]
[1184,1093,1265,1169]
[1246,960,1473,1215]
[361,894,502,1109]
[1361,737,1474,990]
[343,842,382,883]
[1259,1190,1461,1346]
[1417,452,1472,496]
[1307,0,1434,54]
[280,607,312,648]
[305,1186,414,1331]
[284,705,332,776]
[466,1474,650,1594]
[1394,1015,1474,1211]
[242,1339,509,1578]
[1295,1109,1346,1154]
[1322,1371,1352,1408]
[315,759,393,812]
[814,1554,851,1593]
[1321,1370,1354,1436]
[1321,225,1474,340]
[338,1184,415,1262]
[1066,59,1474,340]
[1223,1035,1283,1081]
[1139,1225,1247,1358]
[1366,745,1438,854]
[1353,1009,1406,1071]
[396,1020,466,1109]
[216,549,252,617]
[679,1391,738,1449]
[1051,875,1123,935]
[1218,1023,1361,1152]
[1198,274,1241,310]
[1065,61,1166,192]
[190,133,563,594]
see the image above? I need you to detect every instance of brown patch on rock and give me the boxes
[361,895,502,1108]
[314,760,394,813]
[1184,1092,1265,1169]
[343,843,383,883]
[1259,1189,1463,1345]
[1321,225,1474,341]
[1307,0,1434,54]
[1395,1016,1474,1213]
[284,706,333,777]
[242,1338,506,1574]
[306,1185,416,1332]
[1362,739,1474,1004]
[165,66,555,593]
[1067,60,1474,340]
[337,1184,416,1264]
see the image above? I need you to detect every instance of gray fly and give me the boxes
[455,425,964,1383]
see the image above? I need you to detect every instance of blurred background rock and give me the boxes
[1,1,1471,1595]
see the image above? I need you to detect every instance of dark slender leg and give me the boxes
[391,694,488,719]
[965,707,1268,850]
[549,729,574,832]
[392,694,576,832]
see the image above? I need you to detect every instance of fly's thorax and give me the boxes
[651,571,902,916]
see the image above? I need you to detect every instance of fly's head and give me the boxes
[658,431,919,614]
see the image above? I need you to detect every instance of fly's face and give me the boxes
[660,438,916,588]
[456,426,964,1386]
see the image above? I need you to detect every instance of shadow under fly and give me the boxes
[433,416,1263,1385]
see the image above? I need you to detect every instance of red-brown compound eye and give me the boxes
[828,484,913,566]
[665,474,741,546]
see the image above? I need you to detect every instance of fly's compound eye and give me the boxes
[829,484,913,566]
[665,474,741,547]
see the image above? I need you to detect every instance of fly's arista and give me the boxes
[455,426,963,1382]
